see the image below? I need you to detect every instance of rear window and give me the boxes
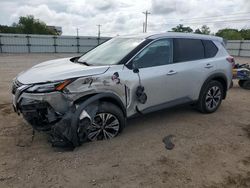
[202,40,218,58]
[173,38,205,62]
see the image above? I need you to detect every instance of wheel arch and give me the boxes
[73,93,127,117]
[200,73,228,99]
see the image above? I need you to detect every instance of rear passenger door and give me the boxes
[171,38,218,100]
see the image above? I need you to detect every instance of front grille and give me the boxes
[12,79,23,94]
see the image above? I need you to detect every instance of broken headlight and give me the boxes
[26,80,72,93]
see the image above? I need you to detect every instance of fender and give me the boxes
[199,73,228,99]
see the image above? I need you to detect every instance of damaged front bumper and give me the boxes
[12,81,71,131]
[12,80,93,149]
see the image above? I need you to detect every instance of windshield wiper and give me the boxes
[76,60,90,66]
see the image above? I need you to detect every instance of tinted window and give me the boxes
[173,38,205,62]
[202,40,218,58]
[133,39,173,68]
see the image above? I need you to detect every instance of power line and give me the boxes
[164,11,250,22]
[142,10,151,32]
[165,18,250,25]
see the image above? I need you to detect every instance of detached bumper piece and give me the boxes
[19,98,61,131]
[48,102,99,150]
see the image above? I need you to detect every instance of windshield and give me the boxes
[78,38,144,65]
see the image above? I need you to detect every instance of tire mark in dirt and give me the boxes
[0,103,12,114]
[204,172,250,188]
[242,124,250,139]
[204,156,250,188]
[15,123,34,147]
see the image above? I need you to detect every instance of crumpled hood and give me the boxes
[17,57,110,84]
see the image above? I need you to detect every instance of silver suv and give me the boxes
[12,32,233,148]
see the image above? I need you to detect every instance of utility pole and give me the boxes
[142,10,150,32]
[76,28,79,37]
[97,24,101,45]
[76,28,79,53]
[143,22,145,33]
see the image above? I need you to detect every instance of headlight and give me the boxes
[26,80,72,93]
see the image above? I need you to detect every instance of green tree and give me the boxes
[171,24,193,33]
[216,29,242,40]
[194,25,211,35]
[201,25,210,35]
[0,15,58,35]
[16,15,56,35]
[0,25,19,33]
[239,29,250,40]
[194,28,202,34]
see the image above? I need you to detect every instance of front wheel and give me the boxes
[197,81,224,113]
[77,102,125,142]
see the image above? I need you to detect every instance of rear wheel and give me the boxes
[238,80,245,87]
[197,80,224,113]
[77,102,125,142]
[242,80,250,90]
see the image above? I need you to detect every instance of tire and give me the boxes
[78,102,125,142]
[242,80,250,90]
[197,80,224,113]
[238,80,245,88]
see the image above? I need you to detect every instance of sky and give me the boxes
[0,0,250,37]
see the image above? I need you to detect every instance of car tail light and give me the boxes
[226,56,235,67]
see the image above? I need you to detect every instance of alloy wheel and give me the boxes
[87,113,120,141]
[205,86,222,111]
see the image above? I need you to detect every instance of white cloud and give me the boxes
[0,0,250,36]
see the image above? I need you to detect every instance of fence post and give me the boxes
[26,35,31,53]
[53,36,57,53]
[238,40,243,57]
[0,35,2,53]
[76,36,80,53]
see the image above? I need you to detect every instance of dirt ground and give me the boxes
[0,54,249,188]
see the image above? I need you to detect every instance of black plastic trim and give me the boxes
[140,97,192,115]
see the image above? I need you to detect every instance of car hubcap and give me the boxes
[205,86,221,110]
[87,113,120,141]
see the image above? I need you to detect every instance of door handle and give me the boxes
[205,63,213,69]
[167,70,177,75]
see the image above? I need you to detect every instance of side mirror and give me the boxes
[133,68,139,73]
[132,59,139,73]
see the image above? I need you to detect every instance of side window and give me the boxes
[202,40,218,58]
[132,39,173,68]
[173,38,205,62]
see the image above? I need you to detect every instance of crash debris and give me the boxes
[162,135,175,150]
